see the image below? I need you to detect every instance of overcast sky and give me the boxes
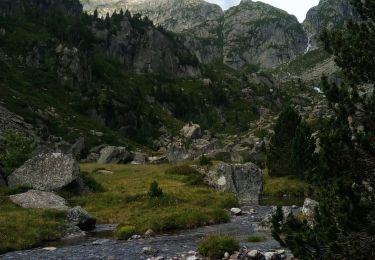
[206,0,320,22]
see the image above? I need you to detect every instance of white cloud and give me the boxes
[206,0,320,22]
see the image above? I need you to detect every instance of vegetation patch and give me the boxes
[247,234,266,243]
[0,197,65,254]
[198,235,239,259]
[165,165,205,186]
[115,225,137,240]
[70,164,237,233]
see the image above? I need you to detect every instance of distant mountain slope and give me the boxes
[81,0,309,69]
[303,0,359,50]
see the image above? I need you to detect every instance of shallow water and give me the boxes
[0,206,286,260]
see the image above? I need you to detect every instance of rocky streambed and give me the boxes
[0,206,291,260]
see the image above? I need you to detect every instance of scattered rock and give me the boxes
[148,155,168,164]
[302,198,319,227]
[97,146,134,164]
[144,229,156,237]
[230,208,242,216]
[93,168,114,175]
[247,249,262,259]
[131,152,147,164]
[142,247,159,255]
[224,251,230,259]
[8,153,80,191]
[180,123,202,140]
[66,206,96,231]
[42,247,57,251]
[9,190,69,210]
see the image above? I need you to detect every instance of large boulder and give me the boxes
[180,123,202,140]
[97,146,134,164]
[9,190,69,210]
[8,153,80,191]
[66,206,96,231]
[201,162,263,203]
[69,137,85,160]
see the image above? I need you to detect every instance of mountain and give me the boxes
[81,0,308,69]
[222,0,307,69]
[303,0,359,50]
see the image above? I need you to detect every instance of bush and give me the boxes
[0,131,35,176]
[198,235,239,259]
[115,225,137,240]
[148,180,163,198]
[199,155,213,166]
[247,234,265,242]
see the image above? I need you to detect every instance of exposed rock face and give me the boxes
[81,0,223,34]
[66,206,96,231]
[94,19,201,77]
[97,146,134,164]
[8,153,80,191]
[223,0,307,69]
[9,190,69,210]
[180,123,202,140]
[303,0,359,50]
[200,162,263,203]
[81,0,308,68]
[0,105,37,140]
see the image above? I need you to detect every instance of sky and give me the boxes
[206,0,320,22]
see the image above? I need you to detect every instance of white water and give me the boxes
[304,36,312,54]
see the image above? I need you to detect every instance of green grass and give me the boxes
[247,234,266,243]
[69,163,238,233]
[262,169,310,197]
[0,197,65,254]
[198,235,239,259]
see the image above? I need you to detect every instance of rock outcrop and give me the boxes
[180,123,202,140]
[9,190,69,210]
[8,153,80,191]
[0,105,37,140]
[198,162,263,203]
[302,198,319,227]
[303,0,359,50]
[97,146,134,164]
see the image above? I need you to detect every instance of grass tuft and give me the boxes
[198,234,239,259]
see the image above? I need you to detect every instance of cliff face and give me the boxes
[222,0,307,69]
[303,0,359,50]
[81,0,309,69]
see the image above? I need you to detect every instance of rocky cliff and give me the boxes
[303,0,359,50]
[81,0,309,69]
[222,0,307,69]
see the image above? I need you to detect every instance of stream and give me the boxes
[0,204,295,260]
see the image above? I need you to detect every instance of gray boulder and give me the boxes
[97,146,134,164]
[202,162,263,203]
[148,155,168,164]
[8,153,80,191]
[66,206,96,231]
[9,190,69,210]
[131,152,147,165]
[302,198,319,228]
[180,123,202,140]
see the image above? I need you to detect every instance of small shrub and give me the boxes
[166,165,205,186]
[247,234,265,242]
[0,131,35,176]
[198,235,239,259]
[115,225,137,240]
[148,180,163,198]
[199,155,213,166]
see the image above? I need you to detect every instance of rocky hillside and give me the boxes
[81,0,309,69]
[303,0,359,50]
